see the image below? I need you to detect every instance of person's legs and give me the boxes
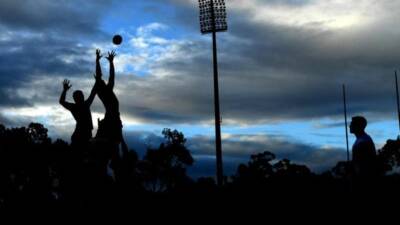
[68,128,94,206]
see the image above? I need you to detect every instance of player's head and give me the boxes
[73,90,84,104]
[350,116,367,134]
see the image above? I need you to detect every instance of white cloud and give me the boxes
[172,0,392,30]
[136,22,168,36]
[104,23,201,77]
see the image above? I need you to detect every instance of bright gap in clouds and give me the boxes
[123,116,399,151]
[97,22,195,77]
[230,0,376,29]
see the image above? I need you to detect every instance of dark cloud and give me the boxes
[0,0,110,35]
[0,37,93,107]
[0,88,31,107]
[123,130,165,157]
[0,0,112,108]
[187,134,346,173]
[112,32,398,125]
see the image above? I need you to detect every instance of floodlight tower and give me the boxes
[198,0,227,186]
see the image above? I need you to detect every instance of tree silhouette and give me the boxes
[331,161,352,178]
[378,139,400,174]
[273,158,311,178]
[140,128,194,192]
[3,121,400,208]
[233,151,276,186]
[232,151,313,192]
[27,123,51,145]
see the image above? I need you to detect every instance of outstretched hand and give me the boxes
[63,79,72,91]
[106,50,116,63]
[96,49,102,61]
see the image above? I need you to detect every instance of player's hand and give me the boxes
[106,50,116,63]
[96,49,103,61]
[63,79,72,91]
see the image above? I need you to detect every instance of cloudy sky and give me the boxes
[1,0,400,177]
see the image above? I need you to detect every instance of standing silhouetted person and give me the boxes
[350,116,377,179]
[59,79,97,146]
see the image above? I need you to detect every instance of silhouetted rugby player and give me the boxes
[94,49,122,143]
[59,79,97,146]
[350,116,377,178]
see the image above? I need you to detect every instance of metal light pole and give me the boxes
[343,84,350,162]
[395,70,400,136]
[198,0,227,186]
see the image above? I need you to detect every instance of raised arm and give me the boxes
[106,50,116,90]
[59,79,73,110]
[85,76,97,106]
[95,49,103,81]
